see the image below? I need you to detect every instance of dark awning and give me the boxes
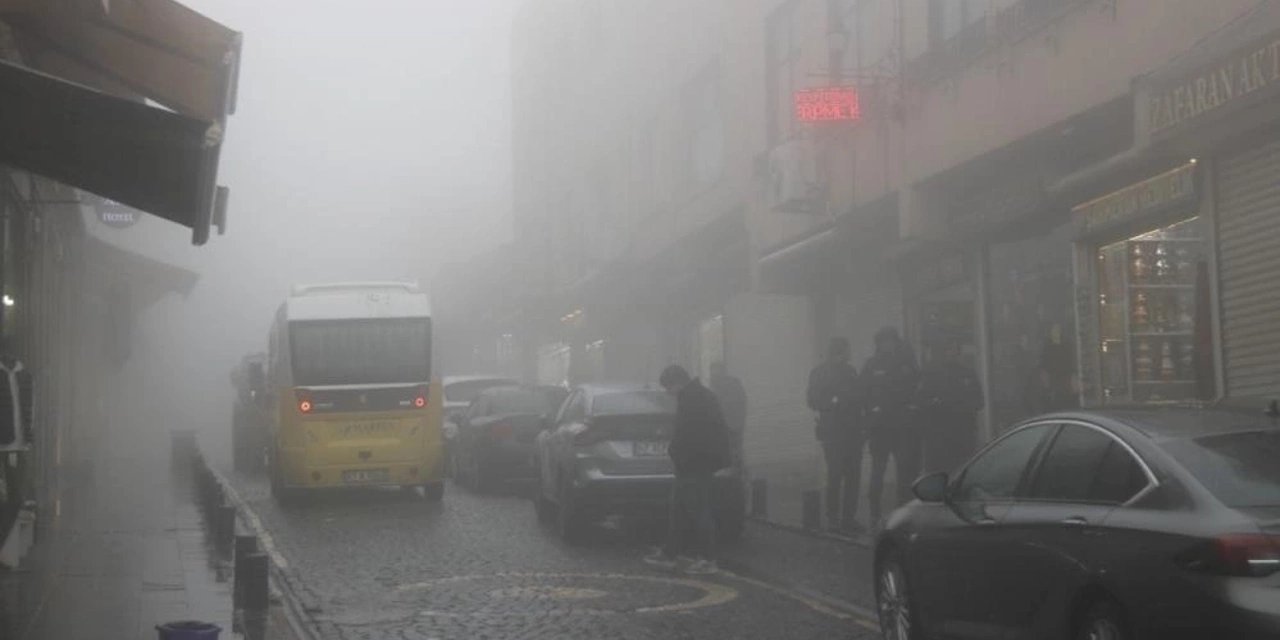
[0,0,240,245]
[0,58,222,242]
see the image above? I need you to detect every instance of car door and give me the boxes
[910,422,1057,640]
[999,422,1155,639]
[458,395,489,462]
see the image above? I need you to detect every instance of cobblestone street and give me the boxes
[226,473,879,640]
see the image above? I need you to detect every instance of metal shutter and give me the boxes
[1217,139,1280,398]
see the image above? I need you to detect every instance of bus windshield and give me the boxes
[290,318,430,386]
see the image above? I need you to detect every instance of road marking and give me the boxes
[221,481,290,570]
[397,572,739,614]
[718,570,879,631]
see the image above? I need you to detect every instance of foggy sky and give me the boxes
[127,0,525,437]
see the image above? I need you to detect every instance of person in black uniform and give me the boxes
[863,327,920,528]
[806,337,864,533]
[916,340,984,475]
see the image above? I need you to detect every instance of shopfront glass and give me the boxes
[1090,217,1214,404]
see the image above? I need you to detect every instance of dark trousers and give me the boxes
[664,474,716,560]
[822,436,864,528]
[868,422,922,526]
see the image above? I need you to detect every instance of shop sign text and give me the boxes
[794,87,861,123]
[1073,163,1197,235]
[1148,32,1280,137]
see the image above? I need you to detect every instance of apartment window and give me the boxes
[685,64,724,189]
[930,0,985,46]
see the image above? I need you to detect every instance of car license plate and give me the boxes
[633,441,668,457]
[342,469,389,484]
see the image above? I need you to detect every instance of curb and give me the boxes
[206,464,323,640]
[747,515,874,549]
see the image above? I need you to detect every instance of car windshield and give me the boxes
[591,391,674,416]
[445,379,517,404]
[1161,430,1280,508]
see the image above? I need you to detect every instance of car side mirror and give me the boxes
[912,471,949,504]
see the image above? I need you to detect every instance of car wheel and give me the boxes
[268,455,297,506]
[1075,599,1129,640]
[877,555,917,640]
[422,482,445,502]
[557,482,586,545]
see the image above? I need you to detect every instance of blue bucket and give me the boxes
[156,621,221,640]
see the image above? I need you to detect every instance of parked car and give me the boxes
[454,385,568,492]
[440,375,519,476]
[533,383,746,544]
[874,404,1280,640]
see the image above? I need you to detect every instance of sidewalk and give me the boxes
[0,434,295,640]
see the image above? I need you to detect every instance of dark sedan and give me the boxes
[454,385,567,492]
[874,405,1280,640]
[534,384,746,544]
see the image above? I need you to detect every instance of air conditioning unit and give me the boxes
[768,138,824,214]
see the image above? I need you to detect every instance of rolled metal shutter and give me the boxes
[1217,139,1280,398]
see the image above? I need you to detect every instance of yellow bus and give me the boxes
[265,282,444,502]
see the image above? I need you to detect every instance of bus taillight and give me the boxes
[295,389,314,414]
[414,385,428,409]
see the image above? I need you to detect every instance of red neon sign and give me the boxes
[794,87,861,123]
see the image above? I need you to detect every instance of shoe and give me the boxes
[642,548,678,570]
[684,558,719,575]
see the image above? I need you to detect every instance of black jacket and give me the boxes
[710,373,747,434]
[916,362,983,418]
[862,351,919,426]
[669,379,732,477]
[806,360,861,443]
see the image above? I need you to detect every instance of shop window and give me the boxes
[1093,217,1214,404]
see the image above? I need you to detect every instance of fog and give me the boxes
[128,0,525,448]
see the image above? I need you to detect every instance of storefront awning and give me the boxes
[0,59,222,242]
[0,0,240,245]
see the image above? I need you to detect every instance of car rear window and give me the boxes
[592,391,673,416]
[487,389,560,416]
[1162,430,1280,508]
[445,379,517,403]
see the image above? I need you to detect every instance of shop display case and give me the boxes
[1093,217,1207,403]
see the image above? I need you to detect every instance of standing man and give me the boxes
[915,341,984,475]
[709,361,747,472]
[863,327,920,529]
[645,365,730,575]
[806,338,863,533]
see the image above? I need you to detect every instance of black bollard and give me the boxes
[234,535,259,608]
[215,503,237,551]
[241,552,270,611]
[750,478,768,519]
[802,489,821,531]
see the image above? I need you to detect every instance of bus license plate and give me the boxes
[342,469,389,484]
[633,441,668,457]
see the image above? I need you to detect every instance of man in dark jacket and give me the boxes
[863,327,920,528]
[807,337,863,533]
[916,341,984,475]
[645,365,730,574]
[709,361,747,471]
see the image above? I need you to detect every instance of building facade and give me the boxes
[473,0,1280,525]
